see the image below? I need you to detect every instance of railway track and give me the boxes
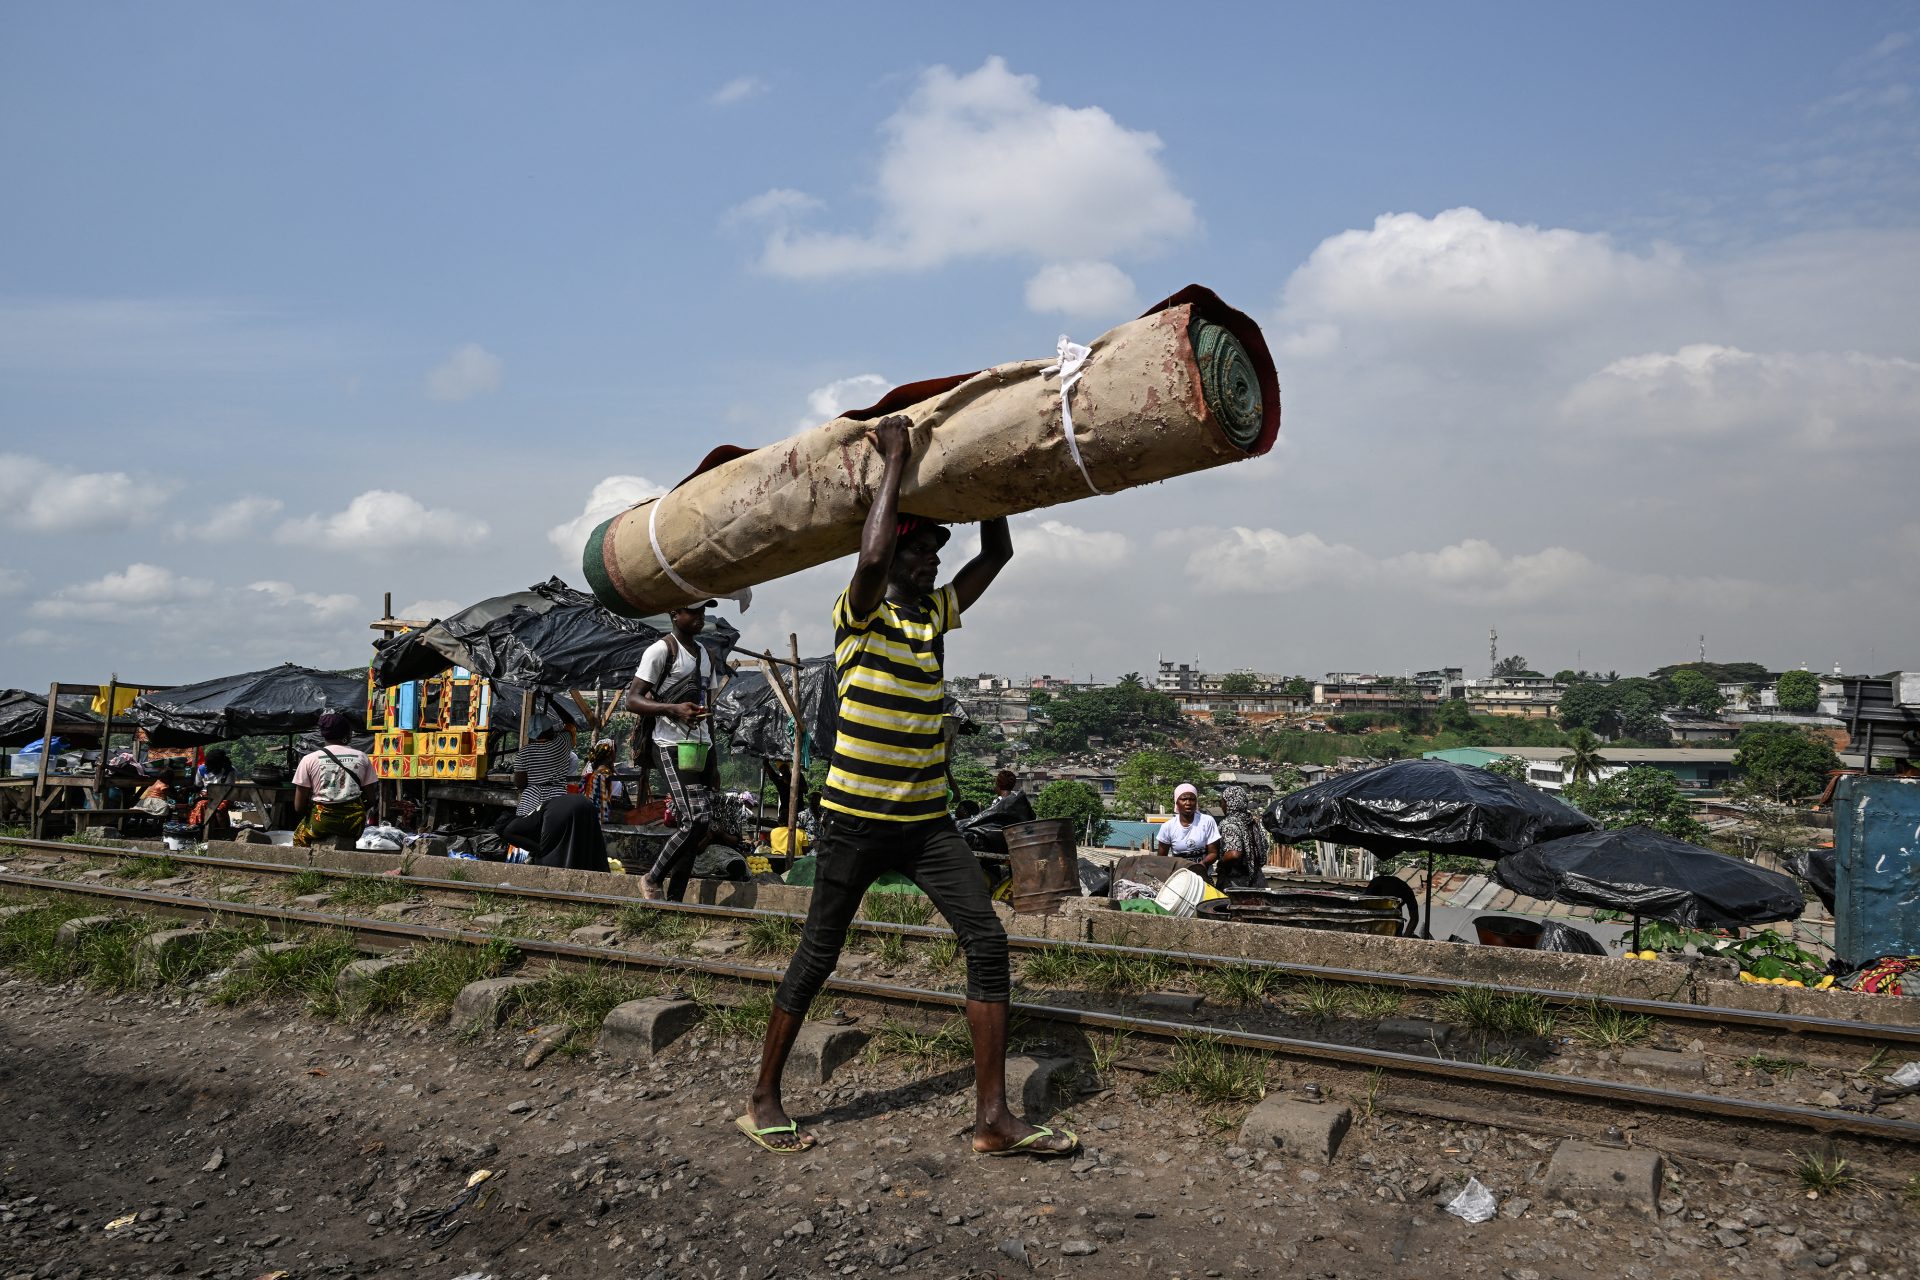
[4,852,1919,1177]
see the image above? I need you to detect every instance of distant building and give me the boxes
[1460,675,1566,719]
[1424,744,1863,796]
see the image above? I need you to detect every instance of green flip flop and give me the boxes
[978,1124,1078,1158]
[735,1114,816,1154]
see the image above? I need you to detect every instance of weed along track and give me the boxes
[4,840,1919,1182]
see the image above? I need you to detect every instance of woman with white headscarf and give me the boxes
[1155,782,1221,868]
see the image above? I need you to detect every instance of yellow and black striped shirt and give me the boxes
[821,584,960,823]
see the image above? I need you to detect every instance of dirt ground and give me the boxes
[0,975,1912,1280]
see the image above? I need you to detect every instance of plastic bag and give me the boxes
[1535,921,1608,956]
[1444,1177,1497,1223]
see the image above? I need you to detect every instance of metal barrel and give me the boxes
[1003,818,1080,916]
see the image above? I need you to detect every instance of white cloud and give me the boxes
[801,374,890,428]
[546,475,669,563]
[1560,344,1920,445]
[278,490,488,552]
[398,597,463,622]
[1160,526,1764,611]
[245,579,360,621]
[0,566,25,596]
[32,563,213,620]
[425,343,504,402]
[0,453,152,533]
[725,188,825,228]
[710,75,768,106]
[1023,261,1138,318]
[754,57,1195,277]
[173,496,283,541]
[1275,207,1691,349]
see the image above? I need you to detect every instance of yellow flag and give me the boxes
[92,686,138,717]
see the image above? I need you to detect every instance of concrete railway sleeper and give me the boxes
[4,870,1919,1182]
[5,836,1916,1058]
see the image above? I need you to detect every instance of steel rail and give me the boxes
[6,870,1920,1150]
[7,837,1917,1049]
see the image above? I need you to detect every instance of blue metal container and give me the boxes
[1832,776,1920,965]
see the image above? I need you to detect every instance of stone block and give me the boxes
[81,825,121,841]
[372,900,427,919]
[335,955,411,1000]
[569,924,621,947]
[148,876,194,889]
[1238,1096,1352,1163]
[1619,1047,1706,1079]
[1544,1140,1664,1215]
[234,829,271,845]
[1138,992,1203,1015]
[0,905,37,922]
[596,998,702,1060]
[54,915,117,949]
[690,936,741,957]
[450,976,539,1028]
[292,893,333,909]
[229,941,304,973]
[136,928,205,970]
[1004,1055,1078,1119]
[1375,1017,1454,1047]
[469,912,517,931]
[786,1022,871,1086]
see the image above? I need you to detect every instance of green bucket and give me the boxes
[675,740,709,772]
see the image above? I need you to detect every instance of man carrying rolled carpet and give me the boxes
[740,416,1078,1159]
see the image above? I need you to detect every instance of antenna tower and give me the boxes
[1489,627,1498,676]
[1699,634,1707,664]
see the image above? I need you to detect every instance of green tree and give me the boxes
[1774,669,1821,715]
[1218,672,1259,695]
[1212,708,1245,729]
[1034,779,1110,846]
[948,756,998,808]
[1556,681,1620,734]
[1492,654,1531,678]
[1733,725,1842,802]
[1438,698,1474,733]
[1558,728,1609,786]
[1117,671,1146,690]
[1669,668,1725,715]
[1112,748,1207,819]
[1284,676,1312,697]
[1563,766,1707,841]
[1482,755,1529,785]
[1027,689,1053,711]
[1552,669,1579,684]
[1039,682,1182,752]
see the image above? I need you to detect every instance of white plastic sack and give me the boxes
[1444,1177,1497,1224]
[1890,1061,1920,1089]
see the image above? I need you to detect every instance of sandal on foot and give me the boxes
[735,1114,816,1154]
[638,876,664,902]
[976,1124,1078,1158]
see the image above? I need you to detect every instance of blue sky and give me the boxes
[4,3,1918,688]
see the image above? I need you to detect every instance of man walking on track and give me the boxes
[739,415,1078,1159]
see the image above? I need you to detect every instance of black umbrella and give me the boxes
[1495,824,1805,952]
[371,577,738,691]
[1265,759,1597,939]
[128,664,369,747]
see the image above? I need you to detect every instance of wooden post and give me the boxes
[30,681,59,838]
[92,674,119,803]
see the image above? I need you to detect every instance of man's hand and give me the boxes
[669,701,704,725]
[871,415,912,464]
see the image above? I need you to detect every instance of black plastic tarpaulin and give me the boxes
[1265,759,1597,940]
[371,577,739,691]
[1786,848,1838,913]
[128,664,370,746]
[709,657,837,760]
[0,689,104,747]
[1265,759,1597,856]
[1496,825,1805,931]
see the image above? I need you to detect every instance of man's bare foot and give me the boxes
[638,876,663,902]
[971,1117,1077,1157]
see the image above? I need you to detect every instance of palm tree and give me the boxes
[1118,672,1145,690]
[1559,728,1610,787]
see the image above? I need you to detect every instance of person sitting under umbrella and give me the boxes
[1156,783,1222,868]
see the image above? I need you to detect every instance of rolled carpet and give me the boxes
[584,284,1279,617]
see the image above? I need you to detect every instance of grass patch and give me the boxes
[1291,978,1345,1022]
[330,876,414,909]
[550,907,601,933]
[1740,1054,1808,1080]
[1089,1029,1132,1077]
[703,987,776,1041]
[1473,1043,1540,1071]
[1360,1068,1386,1120]
[741,915,800,959]
[1571,1000,1654,1049]
[118,854,183,881]
[344,938,520,1020]
[865,1015,973,1067]
[616,903,699,945]
[927,935,961,973]
[212,931,360,1009]
[1196,963,1278,1006]
[285,869,326,899]
[1439,986,1558,1039]
[865,931,912,969]
[1150,1035,1267,1105]
[496,963,662,1048]
[1793,1151,1856,1196]
[0,898,100,981]
[859,893,934,927]
[1021,946,1095,987]
[1350,984,1406,1018]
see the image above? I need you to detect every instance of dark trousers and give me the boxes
[645,742,716,900]
[773,812,1009,1013]
[501,794,610,873]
